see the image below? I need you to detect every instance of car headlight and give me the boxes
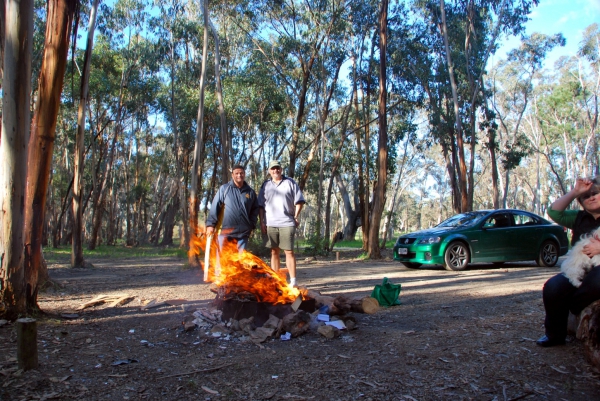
[418,236,441,244]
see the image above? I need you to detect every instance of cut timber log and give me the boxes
[575,299,600,368]
[17,318,38,371]
[350,297,380,314]
[306,290,376,314]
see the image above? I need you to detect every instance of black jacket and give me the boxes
[572,210,600,245]
[206,181,260,238]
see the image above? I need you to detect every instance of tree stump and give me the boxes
[17,318,38,371]
[570,300,600,369]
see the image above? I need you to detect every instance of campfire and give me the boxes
[187,230,378,341]
[190,232,315,326]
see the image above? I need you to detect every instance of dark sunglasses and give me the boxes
[580,191,600,201]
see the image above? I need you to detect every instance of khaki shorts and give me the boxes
[266,226,296,251]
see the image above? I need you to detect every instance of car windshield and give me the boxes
[437,211,487,228]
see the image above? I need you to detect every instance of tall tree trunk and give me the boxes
[25,0,77,309]
[367,0,388,259]
[0,0,5,141]
[189,3,210,267]
[0,0,33,319]
[325,101,352,251]
[203,1,229,182]
[88,84,125,250]
[439,0,468,212]
[72,0,99,267]
[352,54,368,250]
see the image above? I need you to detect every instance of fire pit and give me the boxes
[194,236,316,327]
[215,294,316,327]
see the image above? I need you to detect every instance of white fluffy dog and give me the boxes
[560,227,600,287]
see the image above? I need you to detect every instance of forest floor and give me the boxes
[1,248,599,401]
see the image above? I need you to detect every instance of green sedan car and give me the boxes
[393,209,569,271]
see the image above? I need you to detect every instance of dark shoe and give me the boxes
[536,335,565,347]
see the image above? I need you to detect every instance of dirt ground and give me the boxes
[1,249,599,401]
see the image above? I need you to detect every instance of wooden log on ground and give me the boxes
[350,297,380,314]
[281,310,311,337]
[304,290,350,315]
[575,299,600,368]
[17,318,38,371]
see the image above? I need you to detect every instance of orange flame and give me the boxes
[189,229,301,304]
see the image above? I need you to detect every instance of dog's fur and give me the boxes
[560,227,600,287]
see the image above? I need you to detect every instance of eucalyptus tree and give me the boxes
[488,32,564,211]
[529,53,599,195]
[243,0,349,178]
[23,0,78,309]
[73,0,100,268]
[576,23,599,175]
[414,0,537,212]
[1,0,33,319]
[87,0,151,249]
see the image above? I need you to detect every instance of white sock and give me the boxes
[290,277,296,286]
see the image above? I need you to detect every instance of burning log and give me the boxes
[281,310,312,338]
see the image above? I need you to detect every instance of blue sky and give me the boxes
[495,0,600,66]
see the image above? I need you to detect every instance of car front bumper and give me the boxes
[393,244,445,265]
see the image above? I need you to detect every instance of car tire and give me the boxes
[536,240,559,267]
[403,262,422,269]
[443,241,469,271]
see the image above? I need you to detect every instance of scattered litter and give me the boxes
[94,364,102,368]
[280,332,292,341]
[325,320,346,330]
[550,365,569,374]
[0,319,7,327]
[317,314,330,322]
[201,385,219,395]
[272,375,278,379]
[111,359,139,366]
[129,329,135,334]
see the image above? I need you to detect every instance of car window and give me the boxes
[483,213,513,228]
[437,211,487,228]
[514,213,538,226]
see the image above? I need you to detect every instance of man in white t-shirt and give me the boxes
[258,160,306,287]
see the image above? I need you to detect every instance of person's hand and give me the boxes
[583,236,600,258]
[206,226,214,237]
[260,221,267,235]
[294,217,300,227]
[574,177,594,197]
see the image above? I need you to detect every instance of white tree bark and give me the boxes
[1,0,33,318]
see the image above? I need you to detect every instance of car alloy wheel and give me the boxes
[443,241,469,271]
[536,240,559,267]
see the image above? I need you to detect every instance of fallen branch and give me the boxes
[156,363,234,379]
